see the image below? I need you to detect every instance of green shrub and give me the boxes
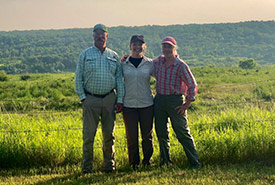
[20,74,31,81]
[239,58,256,69]
[0,70,8,81]
[253,85,275,101]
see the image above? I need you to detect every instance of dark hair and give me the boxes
[130,34,145,43]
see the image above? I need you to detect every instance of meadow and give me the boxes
[0,66,275,184]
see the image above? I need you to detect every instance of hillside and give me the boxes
[1,66,275,111]
[0,20,275,74]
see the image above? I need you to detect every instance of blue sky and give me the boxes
[1,0,275,31]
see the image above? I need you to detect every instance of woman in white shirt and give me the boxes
[121,35,154,170]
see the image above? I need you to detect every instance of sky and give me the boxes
[0,0,275,31]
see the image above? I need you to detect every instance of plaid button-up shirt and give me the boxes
[75,46,124,103]
[153,55,197,101]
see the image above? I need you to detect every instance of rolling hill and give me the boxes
[0,20,274,74]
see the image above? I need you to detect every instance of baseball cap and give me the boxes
[161,36,177,46]
[93,24,108,32]
[130,34,145,43]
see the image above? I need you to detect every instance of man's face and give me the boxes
[93,29,108,48]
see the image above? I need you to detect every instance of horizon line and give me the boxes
[1,19,275,33]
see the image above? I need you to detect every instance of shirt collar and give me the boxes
[160,55,180,66]
[93,45,107,54]
[125,56,146,63]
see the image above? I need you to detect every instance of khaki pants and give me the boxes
[154,94,200,167]
[82,92,116,172]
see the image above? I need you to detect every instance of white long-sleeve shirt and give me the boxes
[122,56,154,108]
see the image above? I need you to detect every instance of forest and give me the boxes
[0,20,275,74]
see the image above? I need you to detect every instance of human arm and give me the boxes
[75,52,86,102]
[120,54,129,62]
[176,63,197,115]
[115,54,125,112]
[181,63,198,102]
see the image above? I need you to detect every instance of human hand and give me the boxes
[116,103,123,113]
[120,55,129,62]
[176,100,191,115]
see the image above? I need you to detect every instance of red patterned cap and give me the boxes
[161,36,177,46]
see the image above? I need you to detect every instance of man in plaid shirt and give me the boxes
[75,24,124,173]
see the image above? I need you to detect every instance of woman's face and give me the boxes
[130,41,145,56]
[162,43,176,58]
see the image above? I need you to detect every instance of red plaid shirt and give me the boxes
[153,55,198,101]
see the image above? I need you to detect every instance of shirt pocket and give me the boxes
[85,57,96,73]
[106,56,117,74]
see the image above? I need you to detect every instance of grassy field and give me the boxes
[1,108,274,168]
[1,163,275,184]
[0,66,275,112]
[0,66,275,184]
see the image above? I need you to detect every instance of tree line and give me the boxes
[0,21,275,74]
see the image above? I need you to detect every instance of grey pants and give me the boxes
[154,94,200,167]
[82,92,116,171]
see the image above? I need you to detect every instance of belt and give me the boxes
[85,89,114,98]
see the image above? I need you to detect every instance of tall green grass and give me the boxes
[1,107,274,170]
[1,66,275,170]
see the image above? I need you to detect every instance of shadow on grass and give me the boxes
[28,163,275,185]
[2,162,275,185]
[31,166,171,185]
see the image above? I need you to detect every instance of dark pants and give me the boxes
[122,105,154,166]
[154,94,200,167]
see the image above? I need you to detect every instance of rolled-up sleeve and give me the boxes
[75,52,86,101]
